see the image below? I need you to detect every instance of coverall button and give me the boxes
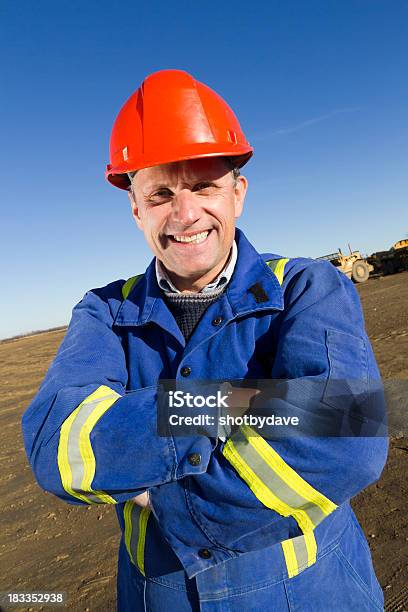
[212,316,223,326]
[180,366,191,377]
[198,548,212,559]
[188,453,202,466]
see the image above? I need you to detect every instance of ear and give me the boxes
[128,190,144,231]
[233,175,248,219]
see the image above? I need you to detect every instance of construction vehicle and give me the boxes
[367,239,408,275]
[316,245,373,283]
[317,239,408,283]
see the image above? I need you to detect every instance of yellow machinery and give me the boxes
[317,245,373,283]
[393,239,408,250]
[368,239,408,275]
[318,239,408,282]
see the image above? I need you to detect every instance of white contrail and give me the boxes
[255,107,361,140]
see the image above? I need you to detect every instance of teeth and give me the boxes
[173,231,209,244]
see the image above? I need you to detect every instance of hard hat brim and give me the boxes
[106,148,253,191]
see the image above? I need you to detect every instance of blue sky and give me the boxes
[1,0,407,339]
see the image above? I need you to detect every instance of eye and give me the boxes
[155,188,173,197]
[147,188,173,203]
[192,182,215,192]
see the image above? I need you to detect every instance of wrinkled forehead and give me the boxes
[131,157,232,190]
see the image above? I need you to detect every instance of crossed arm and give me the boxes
[22,262,388,576]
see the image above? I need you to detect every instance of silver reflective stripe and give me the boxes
[281,532,316,578]
[232,428,326,528]
[58,386,120,504]
[292,534,309,572]
[129,504,142,564]
[124,501,150,576]
[67,394,115,499]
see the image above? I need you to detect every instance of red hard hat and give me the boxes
[106,69,253,190]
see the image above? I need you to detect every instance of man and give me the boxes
[23,70,387,611]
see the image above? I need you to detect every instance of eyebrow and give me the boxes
[142,179,221,193]
[143,183,172,192]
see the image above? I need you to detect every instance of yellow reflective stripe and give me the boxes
[241,424,337,517]
[122,274,143,300]
[281,532,317,578]
[78,393,119,503]
[223,425,336,579]
[58,409,91,504]
[303,530,317,566]
[123,501,151,576]
[124,501,135,564]
[274,258,289,285]
[58,385,120,504]
[266,258,289,286]
[281,538,298,578]
[222,437,313,534]
[137,506,151,576]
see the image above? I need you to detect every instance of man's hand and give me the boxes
[129,387,261,489]
[130,491,150,507]
[226,385,261,417]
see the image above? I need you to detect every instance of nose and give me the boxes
[172,189,201,226]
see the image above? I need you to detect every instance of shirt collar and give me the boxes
[113,229,284,331]
[155,240,238,294]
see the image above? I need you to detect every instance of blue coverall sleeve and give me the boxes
[149,261,388,577]
[22,285,214,506]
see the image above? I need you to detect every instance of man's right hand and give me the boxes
[226,385,261,417]
[130,491,150,507]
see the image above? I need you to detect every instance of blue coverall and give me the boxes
[22,228,388,611]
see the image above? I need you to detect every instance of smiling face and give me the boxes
[128,157,248,292]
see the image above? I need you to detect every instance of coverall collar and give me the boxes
[114,228,284,334]
[156,240,238,294]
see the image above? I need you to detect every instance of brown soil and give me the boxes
[0,272,407,612]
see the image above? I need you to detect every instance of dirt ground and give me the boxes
[0,271,407,612]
